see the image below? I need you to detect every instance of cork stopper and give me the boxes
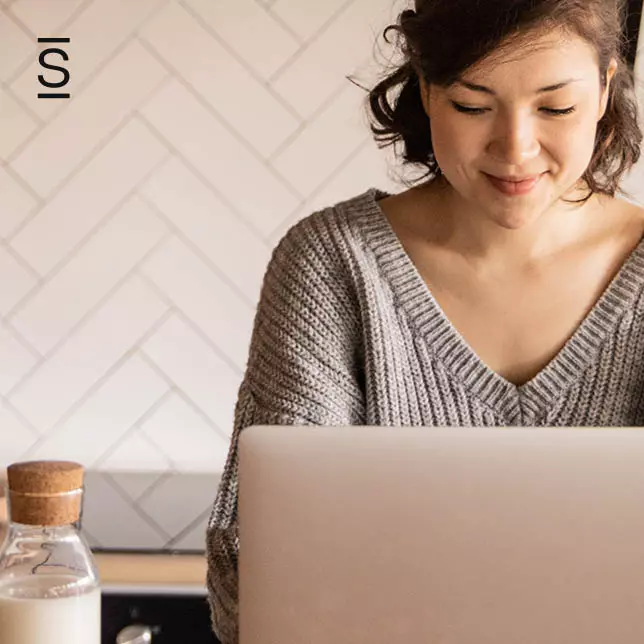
[6,461,84,527]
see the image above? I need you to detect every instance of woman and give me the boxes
[207,0,644,641]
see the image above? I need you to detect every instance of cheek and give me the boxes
[430,114,480,166]
[429,110,599,175]
[549,116,599,167]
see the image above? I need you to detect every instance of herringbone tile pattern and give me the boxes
[0,0,406,482]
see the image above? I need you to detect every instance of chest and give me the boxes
[378,191,644,388]
[411,249,633,388]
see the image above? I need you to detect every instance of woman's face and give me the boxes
[421,30,617,229]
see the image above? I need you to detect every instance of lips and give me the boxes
[484,172,543,196]
[493,175,539,182]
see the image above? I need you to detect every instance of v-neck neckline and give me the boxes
[354,187,644,423]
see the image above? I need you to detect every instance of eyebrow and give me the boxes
[456,79,581,95]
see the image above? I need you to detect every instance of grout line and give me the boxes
[265,136,372,244]
[0,161,44,217]
[0,317,42,362]
[138,345,242,434]
[5,106,168,245]
[0,393,41,438]
[136,191,259,309]
[133,113,275,246]
[79,525,100,547]
[132,58,304,234]
[5,0,172,140]
[51,0,99,34]
[136,292,245,378]
[102,470,173,542]
[258,1,303,45]
[4,152,171,322]
[175,0,304,120]
[5,30,151,164]
[165,505,212,550]
[3,230,172,397]
[90,387,175,471]
[268,0,359,84]
[7,307,175,439]
[135,425,183,473]
[2,10,40,75]
[132,468,176,506]
[267,76,361,163]
[0,237,40,281]
[164,385,231,443]
[134,31,304,198]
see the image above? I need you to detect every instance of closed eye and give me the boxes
[450,102,576,117]
[542,107,576,116]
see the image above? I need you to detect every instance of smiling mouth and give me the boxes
[483,172,544,196]
[493,175,539,182]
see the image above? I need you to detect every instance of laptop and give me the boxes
[237,425,644,644]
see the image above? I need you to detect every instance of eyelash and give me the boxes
[450,102,577,117]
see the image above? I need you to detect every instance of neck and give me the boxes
[417,176,603,273]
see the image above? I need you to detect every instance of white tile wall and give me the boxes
[0,246,36,315]
[183,0,301,80]
[9,275,170,430]
[0,400,37,465]
[80,469,220,551]
[0,323,37,395]
[140,1,300,158]
[27,355,171,466]
[1,0,642,550]
[139,157,270,302]
[11,197,168,354]
[9,0,86,36]
[0,166,35,238]
[0,0,401,487]
[141,314,240,436]
[10,119,169,275]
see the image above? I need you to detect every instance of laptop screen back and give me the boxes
[238,425,644,644]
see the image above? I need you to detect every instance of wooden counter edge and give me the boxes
[94,552,208,587]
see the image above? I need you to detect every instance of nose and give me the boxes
[487,111,541,166]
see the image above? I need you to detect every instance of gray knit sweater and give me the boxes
[206,186,644,643]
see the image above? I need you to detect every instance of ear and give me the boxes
[598,58,618,122]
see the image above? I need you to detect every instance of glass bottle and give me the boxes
[0,460,101,644]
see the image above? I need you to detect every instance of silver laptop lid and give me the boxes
[238,425,644,644]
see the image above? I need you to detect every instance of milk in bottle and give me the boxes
[0,461,101,644]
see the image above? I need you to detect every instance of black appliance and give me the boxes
[102,589,221,644]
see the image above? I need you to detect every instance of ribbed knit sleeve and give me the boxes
[206,210,366,644]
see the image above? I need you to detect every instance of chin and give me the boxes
[495,217,538,231]
[486,203,547,230]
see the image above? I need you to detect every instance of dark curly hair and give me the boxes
[365,0,643,204]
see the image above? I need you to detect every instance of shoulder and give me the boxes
[582,195,644,289]
[284,186,389,242]
[270,187,391,268]
[253,193,378,341]
[607,194,644,221]
[596,194,644,248]
[618,198,644,230]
